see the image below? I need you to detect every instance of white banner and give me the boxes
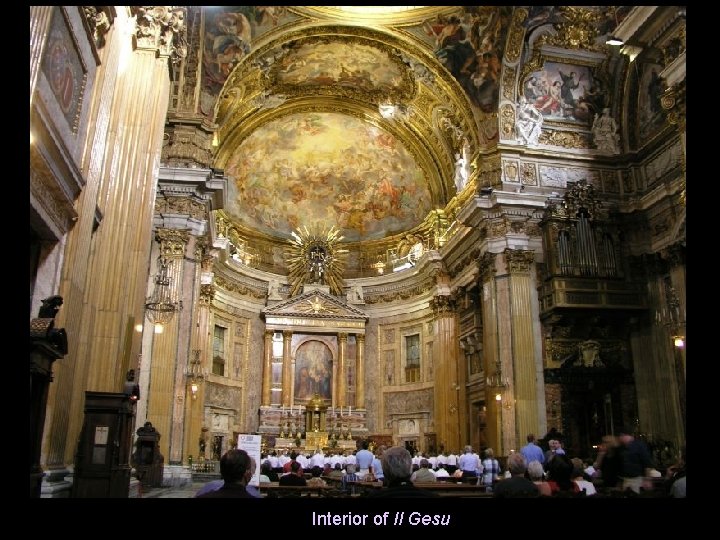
[237,434,262,487]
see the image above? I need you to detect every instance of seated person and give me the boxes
[279,461,307,486]
[307,466,327,487]
[259,461,275,483]
[411,459,437,483]
[366,447,439,498]
[195,449,255,498]
[341,463,359,493]
[492,453,539,498]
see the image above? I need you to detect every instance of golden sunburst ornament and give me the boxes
[285,225,348,297]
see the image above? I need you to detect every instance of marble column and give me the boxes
[262,330,273,406]
[282,330,293,407]
[355,334,365,408]
[337,333,348,408]
[432,295,460,453]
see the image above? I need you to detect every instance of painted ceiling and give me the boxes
[199,6,641,250]
[224,112,432,242]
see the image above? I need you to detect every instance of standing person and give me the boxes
[481,448,500,490]
[594,435,622,489]
[520,434,545,466]
[195,449,255,498]
[365,446,439,498]
[458,445,481,480]
[618,429,653,494]
[371,446,385,483]
[355,440,374,480]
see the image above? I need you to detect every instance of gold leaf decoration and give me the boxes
[285,224,348,297]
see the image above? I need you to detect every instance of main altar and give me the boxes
[257,284,369,451]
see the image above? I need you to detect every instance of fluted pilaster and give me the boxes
[146,230,189,462]
[337,333,348,407]
[504,248,542,447]
[355,334,365,408]
[44,11,172,468]
[30,6,53,109]
[282,330,293,407]
[431,295,460,453]
[262,330,273,405]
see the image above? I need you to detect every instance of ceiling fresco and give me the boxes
[405,6,513,113]
[275,39,406,93]
[224,112,432,242]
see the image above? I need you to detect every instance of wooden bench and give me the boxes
[259,482,337,497]
[413,482,492,497]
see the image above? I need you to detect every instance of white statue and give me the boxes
[453,151,469,192]
[267,279,282,301]
[592,108,620,154]
[515,96,543,146]
[346,283,364,304]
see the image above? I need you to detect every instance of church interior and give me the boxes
[30,6,685,497]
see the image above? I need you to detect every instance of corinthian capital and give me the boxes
[504,248,535,273]
[133,6,187,63]
[199,283,216,305]
[156,228,190,258]
[477,252,497,283]
[431,295,455,316]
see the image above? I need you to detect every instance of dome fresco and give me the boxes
[224,112,432,242]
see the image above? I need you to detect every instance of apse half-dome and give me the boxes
[224,112,433,242]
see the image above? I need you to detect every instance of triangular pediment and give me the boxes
[263,288,368,321]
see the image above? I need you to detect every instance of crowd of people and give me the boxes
[194,430,686,498]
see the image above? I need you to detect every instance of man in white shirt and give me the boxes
[355,441,375,480]
[446,451,458,475]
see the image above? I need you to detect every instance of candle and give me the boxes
[339,406,343,416]
[348,406,352,416]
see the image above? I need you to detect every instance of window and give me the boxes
[212,325,226,376]
[405,334,420,383]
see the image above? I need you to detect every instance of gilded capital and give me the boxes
[338,332,348,342]
[477,252,497,283]
[504,248,535,273]
[356,334,365,344]
[199,283,215,305]
[156,229,190,258]
[133,6,187,63]
[283,330,293,340]
[431,295,455,316]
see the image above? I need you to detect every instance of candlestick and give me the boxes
[348,406,351,416]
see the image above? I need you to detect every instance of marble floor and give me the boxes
[139,480,207,498]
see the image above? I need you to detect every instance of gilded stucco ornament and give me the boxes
[504,8,528,64]
[537,6,604,52]
[538,129,591,149]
